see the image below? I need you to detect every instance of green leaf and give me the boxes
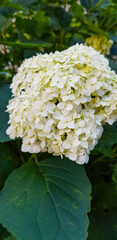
[15,11,50,38]
[69,3,84,19]
[112,0,117,3]
[80,0,91,9]
[109,34,117,43]
[48,6,72,29]
[0,14,6,30]
[24,49,37,59]
[107,57,117,74]
[111,44,117,56]
[0,84,11,143]
[95,122,117,157]
[6,2,23,11]
[0,41,52,48]
[88,208,117,240]
[112,163,117,191]
[0,224,9,239]
[0,157,91,240]
[86,20,108,36]
[33,11,50,37]
[4,235,16,240]
[0,0,10,7]
[0,7,16,17]
[15,17,37,36]
[11,0,40,8]
[92,182,117,209]
[0,143,19,186]
[80,0,112,10]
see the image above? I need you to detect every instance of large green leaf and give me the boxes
[0,84,11,142]
[0,157,91,240]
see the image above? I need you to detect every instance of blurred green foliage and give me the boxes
[0,0,117,82]
[0,0,117,239]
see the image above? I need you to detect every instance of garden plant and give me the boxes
[0,0,117,240]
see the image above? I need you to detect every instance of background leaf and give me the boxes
[88,208,117,240]
[112,163,117,191]
[107,57,117,73]
[94,122,117,157]
[80,0,91,9]
[0,143,19,188]
[91,182,117,209]
[11,0,40,8]
[0,84,11,143]
[0,14,6,30]
[0,157,91,240]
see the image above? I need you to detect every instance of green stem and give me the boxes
[99,17,106,28]
[107,20,117,31]
[28,153,42,163]
[64,0,67,9]
[90,155,106,166]
[59,26,63,50]
[34,154,38,164]
[89,0,103,14]
[89,0,92,8]
[17,141,25,164]
[94,0,103,9]
[2,18,9,38]
[28,154,35,162]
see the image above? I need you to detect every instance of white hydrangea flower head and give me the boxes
[85,35,113,55]
[6,44,117,164]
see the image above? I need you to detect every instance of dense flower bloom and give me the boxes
[6,44,117,164]
[85,35,113,55]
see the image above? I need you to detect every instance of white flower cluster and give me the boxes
[6,44,117,164]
